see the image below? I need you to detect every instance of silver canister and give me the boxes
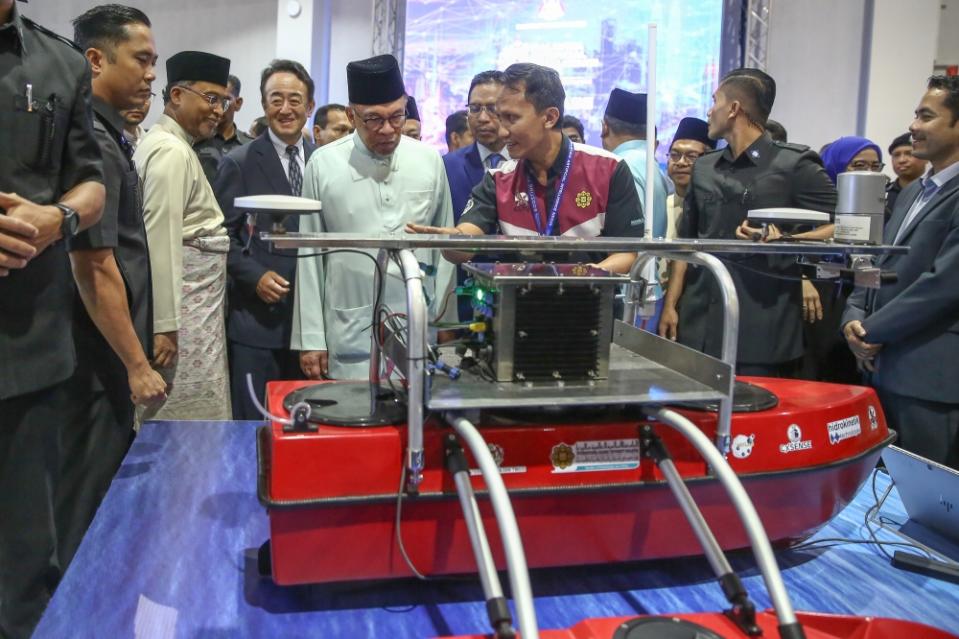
[834,171,888,244]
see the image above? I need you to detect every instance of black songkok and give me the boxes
[347,54,406,105]
[406,95,421,121]
[605,88,647,124]
[166,51,230,87]
[673,117,716,150]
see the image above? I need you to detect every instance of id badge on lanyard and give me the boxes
[525,144,574,236]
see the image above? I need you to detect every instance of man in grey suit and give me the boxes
[842,75,959,469]
[214,59,316,419]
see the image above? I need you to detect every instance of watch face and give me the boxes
[59,205,79,236]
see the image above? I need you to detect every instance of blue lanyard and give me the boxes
[525,143,574,236]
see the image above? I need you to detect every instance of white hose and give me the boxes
[245,372,294,425]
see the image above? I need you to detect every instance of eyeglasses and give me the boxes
[178,85,232,111]
[466,103,498,117]
[848,161,885,172]
[358,112,407,131]
[668,150,703,163]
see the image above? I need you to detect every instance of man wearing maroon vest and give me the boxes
[408,62,644,272]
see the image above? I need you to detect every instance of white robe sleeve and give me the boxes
[428,152,457,323]
[136,138,191,334]
[290,159,328,351]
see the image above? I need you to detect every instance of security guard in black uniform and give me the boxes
[0,1,105,636]
[55,5,168,576]
[660,68,837,376]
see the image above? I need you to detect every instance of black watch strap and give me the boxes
[55,203,80,238]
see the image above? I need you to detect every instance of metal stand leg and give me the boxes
[648,408,806,639]
[446,413,539,639]
[368,248,391,385]
[627,250,740,456]
[396,249,427,494]
[639,425,759,636]
[444,435,515,639]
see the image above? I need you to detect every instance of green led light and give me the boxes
[475,289,485,301]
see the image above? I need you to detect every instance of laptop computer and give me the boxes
[881,445,959,545]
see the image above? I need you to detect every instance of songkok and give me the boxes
[673,117,716,150]
[166,51,230,87]
[605,88,646,124]
[406,95,421,121]
[888,132,912,154]
[347,54,406,105]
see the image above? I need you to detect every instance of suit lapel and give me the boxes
[875,181,920,267]
[252,135,293,196]
[884,185,917,244]
[894,173,959,246]
[466,143,484,184]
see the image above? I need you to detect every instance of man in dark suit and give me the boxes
[443,71,509,319]
[842,75,959,469]
[443,70,509,221]
[214,59,316,420]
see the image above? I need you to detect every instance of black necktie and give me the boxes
[117,132,135,167]
[286,145,302,196]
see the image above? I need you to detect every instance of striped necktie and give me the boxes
[286,145,302,196]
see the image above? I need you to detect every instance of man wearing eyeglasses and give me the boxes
[133,50,234,420]
[443,71,510,223]
[442,71,510,320]
[214,59,316,419]
[663,117,715,303]
[666,117,715,241]
[292,54,454,380]
[194,74,253,185]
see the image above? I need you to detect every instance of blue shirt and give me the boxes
[613,139,669,300]
[612,139,669,239]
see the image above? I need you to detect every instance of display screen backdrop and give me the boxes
[404,0,724,161]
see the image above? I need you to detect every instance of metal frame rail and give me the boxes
[269,232,904,639]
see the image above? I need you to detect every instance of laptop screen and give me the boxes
[882,446,959,544]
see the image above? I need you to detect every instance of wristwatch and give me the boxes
[55,203,80,239]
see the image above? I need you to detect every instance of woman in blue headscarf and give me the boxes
[820,136,884,184]
[802,136,884,383]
